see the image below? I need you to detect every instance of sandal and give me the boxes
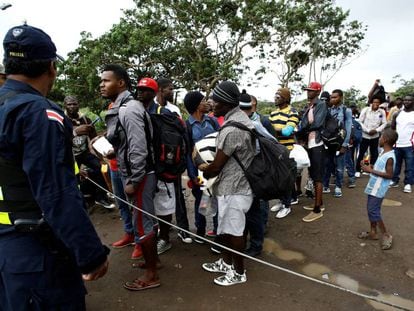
[123,278,161,291]
[358,231,378,240]
[132,261,163,270]
[381,234,393,250]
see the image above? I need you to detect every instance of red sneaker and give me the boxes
[206,230,216,238]
[131,244,143,260]
[112,233,135,248]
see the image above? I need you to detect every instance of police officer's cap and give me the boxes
[3,24,63,62]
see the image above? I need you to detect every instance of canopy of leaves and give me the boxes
[54,0,366,111]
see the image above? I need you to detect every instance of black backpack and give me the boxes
[320,107,347,150]
[145,106,188,182]
[221,121,296,201]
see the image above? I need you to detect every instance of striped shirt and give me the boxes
[269,105,299,150]
[364,150,396,198]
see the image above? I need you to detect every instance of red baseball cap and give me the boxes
[137,78,158,93]
[304,82,322,92]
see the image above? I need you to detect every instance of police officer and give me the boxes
[0,25,109,310]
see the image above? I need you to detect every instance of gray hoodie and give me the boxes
[105,90,154,185]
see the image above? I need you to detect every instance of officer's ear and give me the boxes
[48,61,57,79]
[118,78,126,89]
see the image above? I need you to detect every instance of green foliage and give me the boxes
[343,86,367,109]
[56,0,366,110]
[391,76,414,98]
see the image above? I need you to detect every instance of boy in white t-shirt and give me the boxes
[358,128,398,250]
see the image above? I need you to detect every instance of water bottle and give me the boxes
[199,188,215,216]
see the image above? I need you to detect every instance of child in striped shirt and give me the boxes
[358,128,398,250]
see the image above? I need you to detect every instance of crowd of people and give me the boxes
[0,24,413,309]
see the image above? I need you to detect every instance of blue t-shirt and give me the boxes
[364,150,396,198]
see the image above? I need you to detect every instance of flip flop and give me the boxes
[358,231,379,240]
[381,235,393,250]
[132,262,163,270]
[123,278,161,291]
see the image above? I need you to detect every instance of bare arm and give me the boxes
[199,149,229,179]
[361,157,394,179]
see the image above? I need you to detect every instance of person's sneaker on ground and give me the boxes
[302,211,324,222]
[290,198,299,205]
[157,239,172,255]
[211,245,222,254]
[194,235,205,244]
[270,200,283,212]
[276,207,291,219]
[404,184,412,193]
[355,172,361,178]
[177,231,193,244]
[334,187,342,198]
[322,187,330,193]
[303,205,325,211]
[362,172,369,175]
[296,190,303,197]
[214,269,247,286]
[206,230,217,238]
[348,180,356,188]
[202,258,232,273]
[389,181,399,188]
[95,198,115,209]
[112,233,135,248]
[131,244,143,260]
[244,248,261,257]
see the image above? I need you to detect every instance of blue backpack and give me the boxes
[350,118,362,145]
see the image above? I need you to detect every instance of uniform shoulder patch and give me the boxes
[46,109,64,127]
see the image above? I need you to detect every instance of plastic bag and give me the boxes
[290,144,310,169]
[199,188,217,217]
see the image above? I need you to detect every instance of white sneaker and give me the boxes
[270,201,283,212]
[202,258,232,273]
[323,187,330,193]
[276,207,291,219]
[404,184,412,193]
[214,269,247,286]
[355,172,361,178]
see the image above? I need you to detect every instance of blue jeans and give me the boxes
[323,149,345,188]
[392,146,414,185]
[345,142,359,180]
[245,198,269,252]
[192,187,218,236]
[110,169,133,234]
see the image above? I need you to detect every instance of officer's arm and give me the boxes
[22,106,109,274]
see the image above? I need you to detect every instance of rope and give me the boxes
[86,176,413,311]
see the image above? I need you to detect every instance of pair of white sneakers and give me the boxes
[270,200,291,219]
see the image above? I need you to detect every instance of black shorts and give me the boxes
[308,145,326,182]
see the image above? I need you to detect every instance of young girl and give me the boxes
[358,128,398,250]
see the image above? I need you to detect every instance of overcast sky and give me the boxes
[1,0,413,102]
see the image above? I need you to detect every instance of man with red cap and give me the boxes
[297,82,328,222]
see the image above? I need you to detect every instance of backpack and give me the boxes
[221,121,296,201]
[320,107,347,150]
[350,118,362,146]
[145,105,188,182]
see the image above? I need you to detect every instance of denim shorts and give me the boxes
[367,194,383,222]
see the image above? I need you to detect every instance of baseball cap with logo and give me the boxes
[3,24,62,61]
[304,82,322,92]
[137,78,158,93]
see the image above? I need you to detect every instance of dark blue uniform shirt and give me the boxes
[0,79,108,273]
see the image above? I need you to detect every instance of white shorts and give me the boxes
[216,194,254,237]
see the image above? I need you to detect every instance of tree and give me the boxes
[56,0,366,108]
[253,0,366,88]
[343,86,367,108]
[391,75,414,98]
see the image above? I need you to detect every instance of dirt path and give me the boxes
[85,175,414,311]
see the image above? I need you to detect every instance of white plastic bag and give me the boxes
[154,181,175,216]
[290,144,310,169]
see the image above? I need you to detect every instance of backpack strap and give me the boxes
[220,121,256,172]
[143,113,155,169]
[115,95,134,176]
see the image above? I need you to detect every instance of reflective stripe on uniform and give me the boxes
[0,211,12,225]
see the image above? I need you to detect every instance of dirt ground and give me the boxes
[85,174,414,311]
